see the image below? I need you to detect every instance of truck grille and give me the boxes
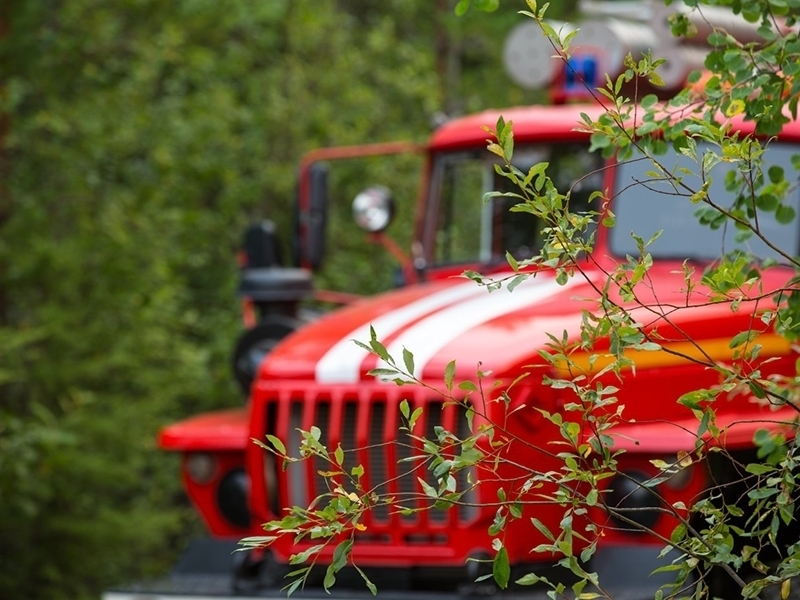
[260,384,479,541]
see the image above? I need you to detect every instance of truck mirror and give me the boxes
[304,162,329,270]
[352,186,395,233]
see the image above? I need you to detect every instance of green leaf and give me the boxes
[729,330,756,348]
[354,565,377,596]
[334,444,344,466]
[324,563,337,590]
[418,477,438,499]
[400,399,410,419]
[265,434,286,455]
[285,577,304,596]
[402,347,415,375]
[748,381,766,399]
[474,0,500,11]
[368,327,391,361]
[634,342,661,351]
[776,204,796,224]
[289,544,324,565]
[641,94,658,109]
[531,517,555,541]
[768,165,784,184]
[367,367,401,378]
[493,546,510,589]
[409,406,423,430]
[444,360,456,391]
[747,487,779,500]
[671,523,687,544]
[507,273,527,292]
[331,539,353,571]
[489,509,507,536]
[757,194,779,211]
[745,463,775,475]
[516,572,541,586]
[678,391,704,410]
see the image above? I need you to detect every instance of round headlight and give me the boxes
[185,452,217,485]
[608,471,661,531]
[352,186,394,233]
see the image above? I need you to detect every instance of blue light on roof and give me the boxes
[565,55,598,92]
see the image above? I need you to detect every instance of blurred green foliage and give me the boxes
[0,0,578,598]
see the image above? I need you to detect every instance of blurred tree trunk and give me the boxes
[0,0,10,324]
[435,0,463,117]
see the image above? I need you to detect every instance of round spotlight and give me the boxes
[352,186,395,233]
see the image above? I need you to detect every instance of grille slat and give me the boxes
[263,386,479,547]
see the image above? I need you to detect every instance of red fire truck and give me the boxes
[105,6,800,600]
[104,111,800,600]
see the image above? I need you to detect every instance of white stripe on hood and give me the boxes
[315,277,488,383]
[381,275,580,380]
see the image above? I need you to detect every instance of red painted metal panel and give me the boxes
[159,408,250,451]
[179,451,250,538]
[429,104,800,153]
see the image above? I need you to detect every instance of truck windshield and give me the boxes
[430,143,603,266]
[610,142,800,262]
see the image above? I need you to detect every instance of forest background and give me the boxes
[0,1,584,598]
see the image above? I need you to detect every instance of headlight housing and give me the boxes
[217,468,251,529]
[607,470,661,531]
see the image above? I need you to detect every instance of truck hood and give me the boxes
[259,264,794,386]
[260,271,597,384]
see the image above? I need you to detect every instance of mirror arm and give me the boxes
[368,232,418,284]
[297,142,422,270]
[411,241,427,282]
